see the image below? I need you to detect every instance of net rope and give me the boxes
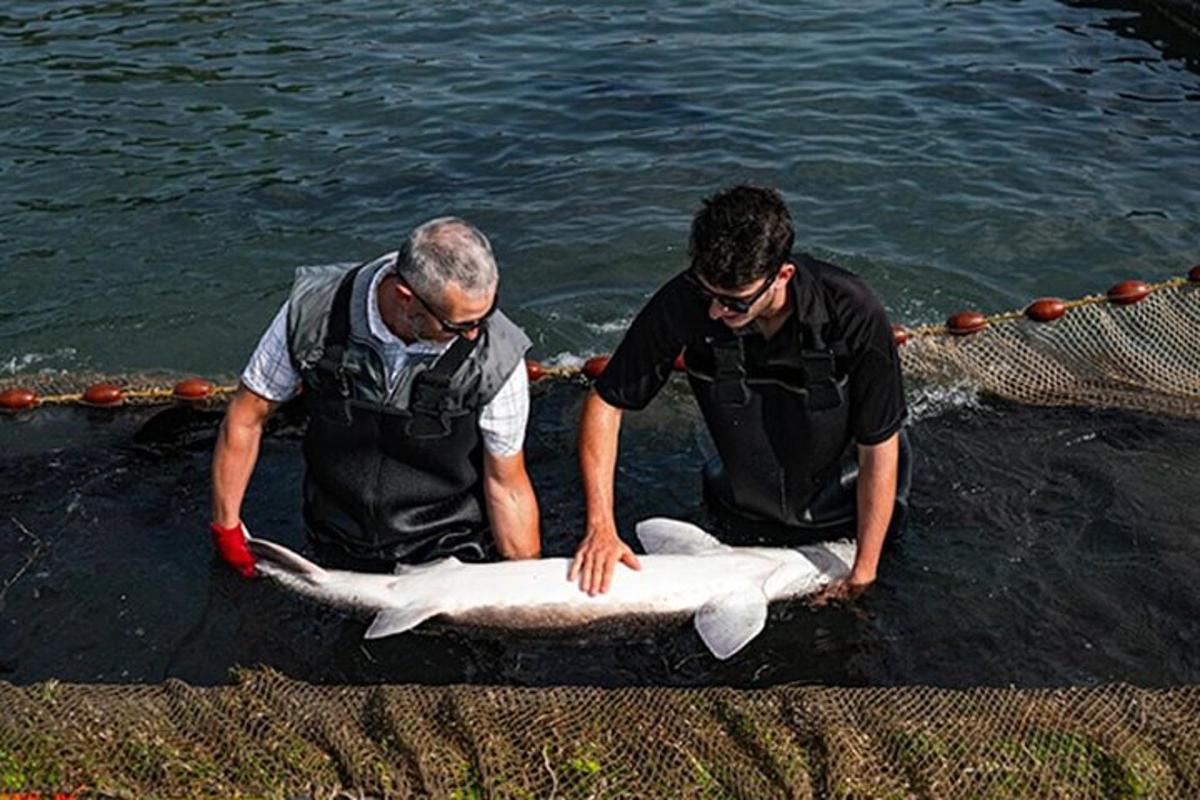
[898,278,1200,419]
[2,274,1197,418]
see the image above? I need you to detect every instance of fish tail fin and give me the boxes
[245,538,329,581]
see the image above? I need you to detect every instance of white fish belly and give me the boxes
[430,555,777,630]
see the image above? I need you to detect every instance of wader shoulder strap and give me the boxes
[315,265,363,389]
[710,334,750,407]
[307,265,363,426]
[406,334,479,438]
[794,276,850,411]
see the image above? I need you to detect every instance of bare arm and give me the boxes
[810,431,899,606]
[482,449,541,560]
[849,431,899,584]
[569,388,641,594]
[211,383,279,527]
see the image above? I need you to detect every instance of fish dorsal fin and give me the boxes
[245,538,329,581]
[391,556,464,576]
[635,517,730,555]
[364,605,442,639]
[694,585,769,660]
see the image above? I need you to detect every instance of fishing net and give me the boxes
[0,667,1195,799]
[899,277,1200,420]
[3,274,1198,419]
[2,272,1198,799]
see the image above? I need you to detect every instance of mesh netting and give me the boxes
[900,280,1200,419]
[1,667,1196,799]
[4,278,1198,419]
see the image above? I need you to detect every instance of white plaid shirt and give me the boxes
[241,257,529,457]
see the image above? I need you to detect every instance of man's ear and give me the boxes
[778,262,797,282]
[391,276,414,300]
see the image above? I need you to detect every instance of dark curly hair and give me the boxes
[688,185,794,289]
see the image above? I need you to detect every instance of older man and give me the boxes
[571,186,910,602]
[211,217,540,576]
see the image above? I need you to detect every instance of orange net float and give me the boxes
[1025,298,1067,322]
[891,325,910,346]
[0,387,38,411]
[1189,265,1200,283]
[525,359,547,382]
[173,378,215,401]
[1106,279,1151,305]
[947,311,987,336]
[583,355,610,380]
[82,383,125,407]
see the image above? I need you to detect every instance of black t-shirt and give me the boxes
[594,253,907,446]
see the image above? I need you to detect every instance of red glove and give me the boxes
[210,521,257,578]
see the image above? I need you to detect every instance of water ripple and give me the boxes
[0,0,1197,373]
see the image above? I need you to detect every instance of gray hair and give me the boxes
[394,217,498,300]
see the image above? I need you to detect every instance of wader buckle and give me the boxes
[311,347,355,426]
[405,378,453,439]
[712,337,750,407]
[800,350,845,411]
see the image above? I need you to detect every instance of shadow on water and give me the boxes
[1061,1,1200,71]
[2,381,1199,689]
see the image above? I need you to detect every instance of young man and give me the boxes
[570,186,910,602]
[211,217,540,576]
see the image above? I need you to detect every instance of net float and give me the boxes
[1025,298,1066,322]
[1188,265,1200,283]
[947,311,987,336]
[0,387,38,411]
[173,378,215,400]
[1106,279,1150,305]
[583,355,610,379]
[525,359,546,382]
[891,325,910,345]
[83,383,124,406]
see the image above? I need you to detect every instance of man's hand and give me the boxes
[568,525,641,596]
[808,572,873,607]
[210,521,257,578]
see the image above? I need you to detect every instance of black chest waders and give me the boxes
[299,267,493,566]
[687,294,911,544]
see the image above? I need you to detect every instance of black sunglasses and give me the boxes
[399,276,498,334]
[686,266,781,314]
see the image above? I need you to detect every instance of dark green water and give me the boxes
[2,1,1199,688]
[2,1,1198,375]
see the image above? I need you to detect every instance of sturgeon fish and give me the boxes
[247,518,856,660]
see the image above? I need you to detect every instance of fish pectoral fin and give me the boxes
[635,517,730,555]
[364,605,442,639]
[693,586,769,660]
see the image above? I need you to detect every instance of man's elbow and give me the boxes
[496,538,541,560]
